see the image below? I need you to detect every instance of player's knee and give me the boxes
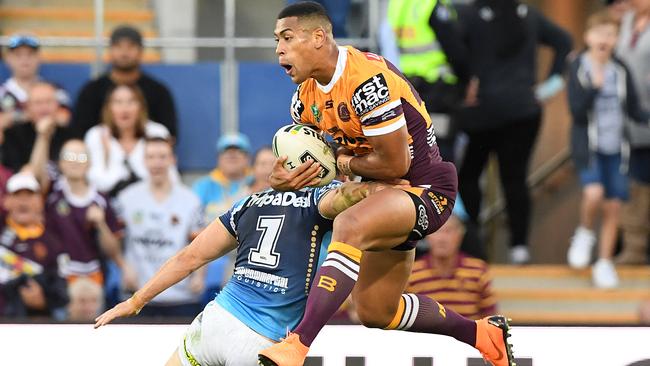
[332,212,367,249]
[354,301,394,329]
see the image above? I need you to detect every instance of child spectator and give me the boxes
[566,11,650,288]
[29,130,126,285]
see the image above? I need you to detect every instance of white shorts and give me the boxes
[178,301,275,366]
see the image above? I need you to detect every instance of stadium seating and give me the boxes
[0,0,160,62]
[493,265,650,324]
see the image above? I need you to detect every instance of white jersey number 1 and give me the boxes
[248,215,284,268]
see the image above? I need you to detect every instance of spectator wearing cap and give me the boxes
[0,172,68,318]
[0,34,70,144]
[84,84,173,196]
[192,133,252,224]
[1,82,73,174]
[70,25,177,139]
[0,34,71,145]
[192,133,251,303]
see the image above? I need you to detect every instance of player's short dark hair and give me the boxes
[277,1,332,26]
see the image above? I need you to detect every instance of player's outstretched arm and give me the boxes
[337,125,411,180]
[94,219,237,328]
[318,180,409,219]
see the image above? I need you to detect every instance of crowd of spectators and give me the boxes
[0,0,649,323]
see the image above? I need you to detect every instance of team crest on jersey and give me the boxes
[351,74,390,116]
[133,211,144,225]
[337,102,351,122]
[56,200,70,216]
[170,214,179,226]
[310,103,322,123]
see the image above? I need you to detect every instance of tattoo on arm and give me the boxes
[329,182,374,216]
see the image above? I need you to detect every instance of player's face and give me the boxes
[26,84,59,122]
[144,141,175,183]
[426,217,463,258]
[253,148,275,186]
[218,147,250,179]
[109,86,141,131]
[59,140,90,181]
[109,39,142,72]
[6,46,40,79]
[4,190,43,226]
[275,17,316,84]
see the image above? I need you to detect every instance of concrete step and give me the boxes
[491,265,650,325]
[38,47,161,63]
[1,0,149,8]
[0,7,154,22]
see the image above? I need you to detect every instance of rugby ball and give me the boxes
[272,124,336,187]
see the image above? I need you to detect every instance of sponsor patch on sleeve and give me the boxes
[351,74,391,117]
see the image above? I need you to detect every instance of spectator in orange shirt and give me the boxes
[406,214,497,320]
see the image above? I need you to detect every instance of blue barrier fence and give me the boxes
[0,62,296,171]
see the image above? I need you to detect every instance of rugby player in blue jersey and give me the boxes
[94,179,392,366]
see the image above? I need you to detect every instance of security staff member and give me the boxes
[388,0,469,161]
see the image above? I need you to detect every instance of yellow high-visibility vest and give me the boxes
[388,0,457,84]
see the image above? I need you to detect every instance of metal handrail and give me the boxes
[0,36,376,49]
[479,148,572,223]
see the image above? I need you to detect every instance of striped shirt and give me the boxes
[406,253,497,320]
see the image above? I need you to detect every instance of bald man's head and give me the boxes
[26,82,59,122]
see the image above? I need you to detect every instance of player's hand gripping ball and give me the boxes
[272,124,336,187]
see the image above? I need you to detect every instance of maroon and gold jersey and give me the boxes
[406,253,497,320]
[291,46,444,186]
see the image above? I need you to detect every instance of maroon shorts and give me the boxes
[393,161,458,251]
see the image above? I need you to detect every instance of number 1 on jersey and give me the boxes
[249,215,284,268]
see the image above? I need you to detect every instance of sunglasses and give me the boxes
[61,151,89,163]
[8,35,40,50]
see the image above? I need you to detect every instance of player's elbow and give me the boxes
[176,247,203,271]
[385,156,410,178]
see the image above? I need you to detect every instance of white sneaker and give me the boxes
[567,227,596,269]
[510,245,530,264]
[592,259,619,289]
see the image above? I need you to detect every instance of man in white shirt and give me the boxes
[116,137,205,317]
